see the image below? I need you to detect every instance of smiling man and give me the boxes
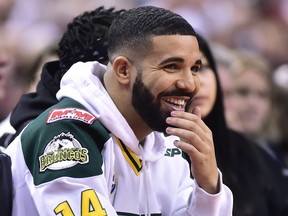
[129,35,202,133]
[5,6,233,216]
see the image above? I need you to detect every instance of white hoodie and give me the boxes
[6,61,233,216]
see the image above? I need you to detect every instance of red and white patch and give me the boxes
[46,108,96,124]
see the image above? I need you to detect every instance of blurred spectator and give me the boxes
[230,50,279,147]
[220,49,288,180]
[0,0,15,25]
[0,29,33,138]
[210,43,244,131]
[212,46,281,149]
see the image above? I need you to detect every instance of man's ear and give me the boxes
[112,56,132,85]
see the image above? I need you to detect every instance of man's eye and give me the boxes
[163,64,179,71]
[191,65,200,72]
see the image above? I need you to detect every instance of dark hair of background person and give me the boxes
[58,6,125,75]
[1,7,125,148]
[193,32,288,216]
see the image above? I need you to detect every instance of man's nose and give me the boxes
[176,71,199,92]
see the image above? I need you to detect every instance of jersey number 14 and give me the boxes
[54,189,107,216]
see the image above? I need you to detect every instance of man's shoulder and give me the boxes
[19,98,111,185]
[22,98,110,147]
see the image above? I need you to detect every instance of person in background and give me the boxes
[191,32,288,216]
[0,29,33,144]
[4,6,232,215]
[224,50,288,181]
[0,7,124,148]
[211,42,287,178]
[0,0,15,25]
[230,50,279,149]
[210,43,244,131]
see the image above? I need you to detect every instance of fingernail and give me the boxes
[174,140,180,146]
[166,127,172,133]
[170,111,178,116]
[166,117,172,123]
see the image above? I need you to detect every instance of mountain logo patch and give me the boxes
[39,132,89,172]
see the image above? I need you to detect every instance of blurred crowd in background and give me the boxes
[1,0,288,171]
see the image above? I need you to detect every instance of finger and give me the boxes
[173,139,200,159]
[166,113,212,141]
[191,106,201,118]
[169,111,209,134]
[166,126,210,152]
[166,116,202,134]
[166,119,207,145]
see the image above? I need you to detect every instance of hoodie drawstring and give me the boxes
[142,158,151,216]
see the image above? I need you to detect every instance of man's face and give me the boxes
[131,35,201,132]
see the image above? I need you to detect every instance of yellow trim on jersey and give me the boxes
[114,136,142,176]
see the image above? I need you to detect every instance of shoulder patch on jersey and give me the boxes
[46,108,96,124]
[39,132,89,172]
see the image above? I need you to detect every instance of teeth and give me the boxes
[164,98,186,106]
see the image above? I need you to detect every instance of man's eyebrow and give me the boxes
[159,57,184,65]
[159,57,202,67]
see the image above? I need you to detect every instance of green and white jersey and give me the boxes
[5,61,233,216]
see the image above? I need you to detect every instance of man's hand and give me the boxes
[165,106,219,194]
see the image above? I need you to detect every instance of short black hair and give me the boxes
[107,6,196,62]
[58,6,125,74]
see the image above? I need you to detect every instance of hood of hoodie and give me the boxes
[10,61,62,132]
[57,61,167,162]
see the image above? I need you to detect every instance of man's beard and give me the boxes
[132,72,171,132]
